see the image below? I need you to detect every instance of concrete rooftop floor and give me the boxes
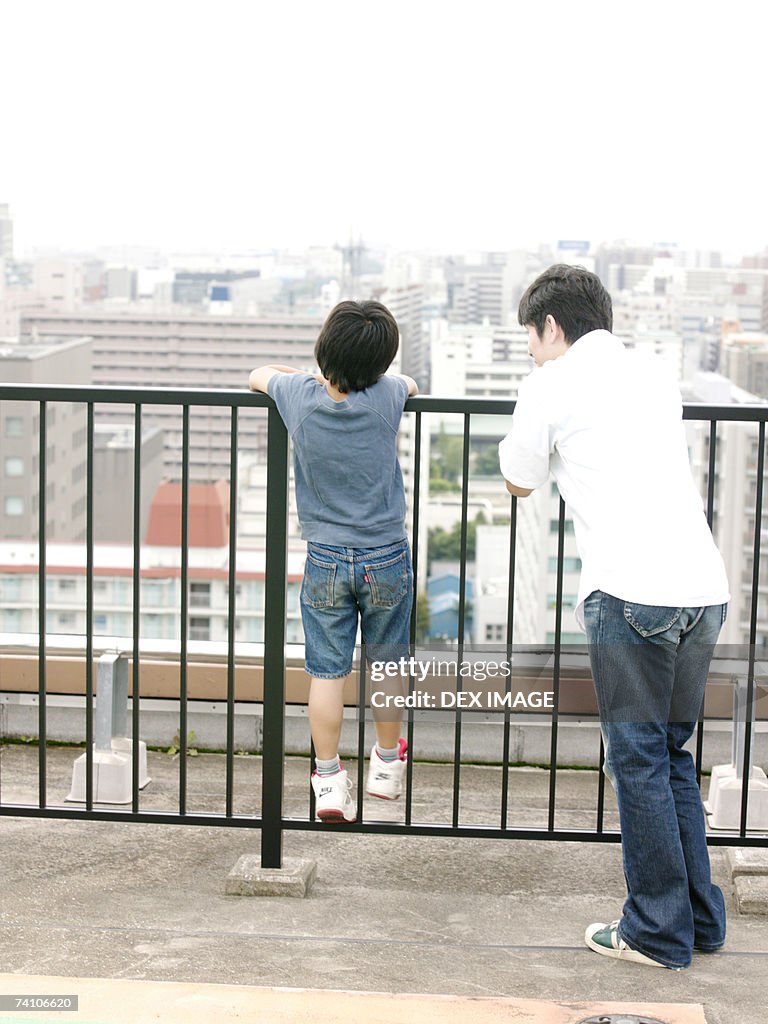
[1,745,767,1024]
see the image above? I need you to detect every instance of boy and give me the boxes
[499,264,729,970]
[249,300,418,823]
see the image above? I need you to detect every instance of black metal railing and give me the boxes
[1,383,767,867]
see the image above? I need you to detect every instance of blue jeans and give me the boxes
[583,590,727,969]
[300,539,413,679]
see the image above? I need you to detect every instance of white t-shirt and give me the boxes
[498,330,730,629]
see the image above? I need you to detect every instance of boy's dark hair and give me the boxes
[518,264,613,343]
[314,300,400,392]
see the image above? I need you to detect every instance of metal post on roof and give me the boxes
[67,652,150,804]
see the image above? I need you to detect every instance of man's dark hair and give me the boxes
[314,300,400,392]
[518,264,613,343]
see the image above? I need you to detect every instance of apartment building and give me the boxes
[426,319,582,644]
[0,541,306,645]
[686,372,768,648]
[0,482,306,644]
[722,332,768,399]
[21,310,324,481]
[0,334,91,541]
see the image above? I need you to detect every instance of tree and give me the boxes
[414,592,431,643]
[430,426,465,486]
[473,443,501,477]
[427,511,486,571]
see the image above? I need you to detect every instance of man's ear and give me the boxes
[545,315,566,344]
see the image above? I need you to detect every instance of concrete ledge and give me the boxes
[224,855,316,897]
[0,975,709,1024]
[6,694,765,769]
[726,847,768,877]
[734,874,768,914]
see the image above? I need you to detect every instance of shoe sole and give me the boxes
[316,808,356,823]
[584,926,666,968]
[366,789,401,800]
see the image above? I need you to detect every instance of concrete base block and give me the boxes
[727,847,768,877]
[734,874,768,914]
[704,763,768,830]
[225,855,316,898]
[66,739,150,804]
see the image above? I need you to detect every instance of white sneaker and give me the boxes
[366,739,408,800]
[311,769,356,822]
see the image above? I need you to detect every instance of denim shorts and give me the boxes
[300,538,413,679]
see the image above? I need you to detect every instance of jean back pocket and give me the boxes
[364,551,409,608]
[623,601,682,638]
[302,553,337,608]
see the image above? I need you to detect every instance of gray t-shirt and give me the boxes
[267,372,409,547]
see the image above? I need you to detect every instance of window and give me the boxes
[1,577,22,601]
[286,581,300,613]
[4,457,24,477]
[143,582,166,607]
[549,519,575,534]
[4,496,23,516]
[189,616,210,641]
[4,417,23,437]
[548,557,582,573]
[142,613,166,639]
[484,623,506,641]
[546,594,578,610]
[546,631,586,644]
[190,582,211,608]
[3,609,22,631]
[58,579,77,593]
[286,618,303,643]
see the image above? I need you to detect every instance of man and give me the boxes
[498,264,729,970]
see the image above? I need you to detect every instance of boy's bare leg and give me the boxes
[308,677,346,760]
[370,667,407,750]
[372,713,403,750]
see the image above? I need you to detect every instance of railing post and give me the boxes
[261,405,289,868]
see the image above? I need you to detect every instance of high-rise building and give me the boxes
[32,260,84,310]
[92,424,165,543]
[427,320,582,644]
[0,334,91,541]
[685,371,768,647]
[0,204,12,261]
[430,321,531,402]
[722,332,768,399]
[20,310,324,481]
[374,281,428,389]
[682,267,768,334]
[171,269,261,307]
[594,243,656,290]
[445,252,526,327]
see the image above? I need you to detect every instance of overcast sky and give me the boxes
[2,0,767,256]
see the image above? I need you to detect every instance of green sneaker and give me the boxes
[585,921,670,968]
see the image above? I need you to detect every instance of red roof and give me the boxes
[145,481,230,548]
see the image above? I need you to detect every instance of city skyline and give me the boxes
[2,0,767,257]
